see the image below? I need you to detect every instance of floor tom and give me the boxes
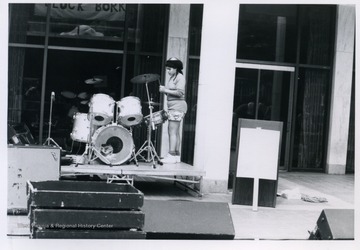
[70,113,90,143]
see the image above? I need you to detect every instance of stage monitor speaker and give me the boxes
[309,209,354,240]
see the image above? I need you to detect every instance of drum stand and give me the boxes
[43,92,60,147]
[131,81,162,168]
[76,119,138,168]
[76,117,113,166]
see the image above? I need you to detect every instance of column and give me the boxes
[326,5,355,174]
[194,2,239,192]
[161,4,190,157]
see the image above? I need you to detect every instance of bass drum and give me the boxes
[91,124,133,165]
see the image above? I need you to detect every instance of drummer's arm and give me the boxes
[159,77,185,97]
[160,87,184,97]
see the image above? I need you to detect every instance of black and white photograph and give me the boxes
[2,0,358,249]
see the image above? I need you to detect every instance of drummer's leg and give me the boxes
[168,120,180,155]
[162,120,180,164]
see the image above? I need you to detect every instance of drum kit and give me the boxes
[71,73,166,167]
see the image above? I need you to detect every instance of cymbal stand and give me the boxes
[131,81,162,168]
[43,92,60,147]
[76,116,112,166]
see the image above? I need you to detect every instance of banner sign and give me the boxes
[34,4,126,21]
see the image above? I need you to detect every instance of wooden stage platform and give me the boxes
[61,158,206,196]
[61,162,205,177]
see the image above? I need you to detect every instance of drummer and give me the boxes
[159,57,187,164]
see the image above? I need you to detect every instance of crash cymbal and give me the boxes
[61,91,76,99]
[85,77,103,85]
[143,101,161,106]
[131,74,160,84]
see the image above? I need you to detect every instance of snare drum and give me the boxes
[70,113,90,143]
[88,94,115,126]
[144,110,168,126]
[117,96,143,127]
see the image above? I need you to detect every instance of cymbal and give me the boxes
[143,101,161,106]
[77,92,89,99]
[131,74,160,84]
[80,100,89,105]
[61,91,76,99]
[85,77,103,85]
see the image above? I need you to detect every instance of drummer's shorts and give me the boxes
[168,110,185,121]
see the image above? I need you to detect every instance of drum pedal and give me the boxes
[100,145,113,156]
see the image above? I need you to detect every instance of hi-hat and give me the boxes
[143,101,161,106]
[131,74,160,84]
[85,77,103,85]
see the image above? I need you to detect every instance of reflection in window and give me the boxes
[8,3,169,146]
[8,47,44,138]
[292,68,330,170]
[9,4,46,44]
[237,5,297,63]
[299,5,335,66]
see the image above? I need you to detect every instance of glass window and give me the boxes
[182,58,200,165]
[127,4,168,53]
[229,67,292,186]
[188,4,203,56]
[181,4,203,165]
[299,5,335,66]
[346,68,355,173]
[37,4,126,50]
[43,50,123,149]
[131,55,164,152]
[9,4,46,45]
[8,47,44,140]
[139,4,168,53]
[237,5,297,63]
[292,68,330,170]
[8,3,169,147]
[231,68,257,150]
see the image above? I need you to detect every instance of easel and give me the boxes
[232,119,283,211]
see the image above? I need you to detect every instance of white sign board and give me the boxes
[236,127,280,180]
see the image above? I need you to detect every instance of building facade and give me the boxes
[7,3,355,193]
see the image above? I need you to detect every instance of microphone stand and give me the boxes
[44,92,60,147]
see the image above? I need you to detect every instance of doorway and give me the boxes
[229,63,295,187]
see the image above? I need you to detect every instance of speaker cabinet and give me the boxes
[8,145,61,213]
[309,209,354,240]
